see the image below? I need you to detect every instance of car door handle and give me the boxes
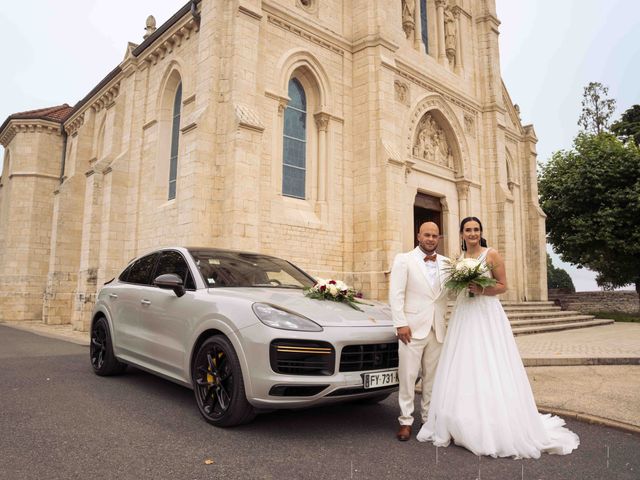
[109,293,118,299]
[140,299,151,306]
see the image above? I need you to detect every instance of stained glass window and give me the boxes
[168,82,182,200]
[282,79,306,199]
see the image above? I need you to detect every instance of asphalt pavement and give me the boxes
[1,325,639,480]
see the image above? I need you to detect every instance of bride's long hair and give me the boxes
[460,216,488,251]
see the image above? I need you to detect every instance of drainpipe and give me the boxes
[59,127,67,184]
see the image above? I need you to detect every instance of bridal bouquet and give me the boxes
[304,278,371,311]
[443,258,496,297]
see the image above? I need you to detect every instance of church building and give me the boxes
[0,0,547,331]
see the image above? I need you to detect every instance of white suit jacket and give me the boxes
[388,247,449,342]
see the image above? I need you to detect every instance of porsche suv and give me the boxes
[90,247,399,426]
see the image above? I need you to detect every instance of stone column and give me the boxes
[455,179,471,220]
[414,0,423,52]
[436,0,446,63]
[315,112,330,203]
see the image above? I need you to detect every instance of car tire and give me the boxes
[90,316,126,376]
[192,335,256,427]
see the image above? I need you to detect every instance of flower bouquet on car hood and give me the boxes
[304,278,372,311]
[443,257,496,297]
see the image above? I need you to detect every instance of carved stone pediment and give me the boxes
[412,113,453,168]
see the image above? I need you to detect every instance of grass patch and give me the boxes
[588,311,640,323]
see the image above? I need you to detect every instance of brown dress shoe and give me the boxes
[396,425,412,441]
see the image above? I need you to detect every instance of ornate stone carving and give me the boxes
[444,3,457,66]
[296,0,318,14]
[412,113,453,168]
[144,15,157,40]
[394,80,409,105]
[401,0,416,39]
[463,113,475,137]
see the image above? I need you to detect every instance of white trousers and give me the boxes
[398,328,443,426]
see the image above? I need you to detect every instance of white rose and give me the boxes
[328,285,338,296]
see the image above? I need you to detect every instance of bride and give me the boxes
[416,217,579,458]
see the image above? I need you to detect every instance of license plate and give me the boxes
[362,369,399,389]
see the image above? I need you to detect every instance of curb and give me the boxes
[0,321,90,346]
[538,405,640,435]
[523,357,640,366]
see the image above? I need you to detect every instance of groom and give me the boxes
[389,221,448,441]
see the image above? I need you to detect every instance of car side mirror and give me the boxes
[154,273,186,297]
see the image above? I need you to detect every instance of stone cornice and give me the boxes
[65,113,85,136]
[263,1,348,55]
[0,120,63,147]
[389,58,481,114]
[137,16,200,67]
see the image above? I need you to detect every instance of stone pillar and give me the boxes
[315,112,330,203]
[435,0,446,63]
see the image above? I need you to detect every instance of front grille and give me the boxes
[270,339,335,376]
[339,343,398,372]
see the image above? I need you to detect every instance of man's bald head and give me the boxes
[417,221,440,254]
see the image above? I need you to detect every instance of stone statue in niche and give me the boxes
[402,0,416,39]
[412,113,453,168]
[443,3,457,65]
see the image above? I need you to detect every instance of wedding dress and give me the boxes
[416,249,579,458]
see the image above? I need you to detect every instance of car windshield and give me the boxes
[188,249,316,289]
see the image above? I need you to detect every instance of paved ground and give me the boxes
[516,323,640,366]
[1,325,639,480]
[3,320,640,433]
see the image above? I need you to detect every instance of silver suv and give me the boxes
[90,247,398,426]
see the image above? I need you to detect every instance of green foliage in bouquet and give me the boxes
[443,258,497,297]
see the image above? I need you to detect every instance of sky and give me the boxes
[1,1,638,291]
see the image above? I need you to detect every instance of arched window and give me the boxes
[282,78,307,199]
[420,0,428,54]
[168,82,182,200]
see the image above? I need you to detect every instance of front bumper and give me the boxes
[238,322,398,408]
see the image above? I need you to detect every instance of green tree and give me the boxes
[611,104,640,147]
[539,133,640,307]
[577,82,616,135]
[546,254,575,292]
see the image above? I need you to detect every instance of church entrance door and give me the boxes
[414,193,444,254]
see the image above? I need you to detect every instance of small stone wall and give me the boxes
[548,290,639,314]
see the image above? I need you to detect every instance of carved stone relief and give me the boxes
[412,113,454,168]
[394,80,409,105]
[463,114,475,137]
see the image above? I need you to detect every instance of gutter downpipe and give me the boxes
[59,127,67,184]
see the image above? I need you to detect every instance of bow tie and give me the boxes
[423,253,437,262]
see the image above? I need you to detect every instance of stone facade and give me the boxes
[0,0,547,331]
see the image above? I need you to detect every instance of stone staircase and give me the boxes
[445,301,614,335]
[501,301,614,335]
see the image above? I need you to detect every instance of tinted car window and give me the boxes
[154,251,196,290]
[189,250,315,289]
[126,253,159,285]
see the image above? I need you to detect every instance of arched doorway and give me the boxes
[414,192,444,254]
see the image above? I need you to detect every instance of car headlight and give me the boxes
[252,303,323,332]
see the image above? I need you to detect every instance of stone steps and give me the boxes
[511,318,615,336]
[445,300,615,335]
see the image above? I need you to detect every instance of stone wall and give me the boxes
[549,290,639,314]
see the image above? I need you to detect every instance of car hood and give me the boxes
[207,287,394,327]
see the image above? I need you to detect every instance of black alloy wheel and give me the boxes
[90,317,126,376]
[192,335,255,427]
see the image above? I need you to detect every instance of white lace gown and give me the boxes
[416,249,579,458]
